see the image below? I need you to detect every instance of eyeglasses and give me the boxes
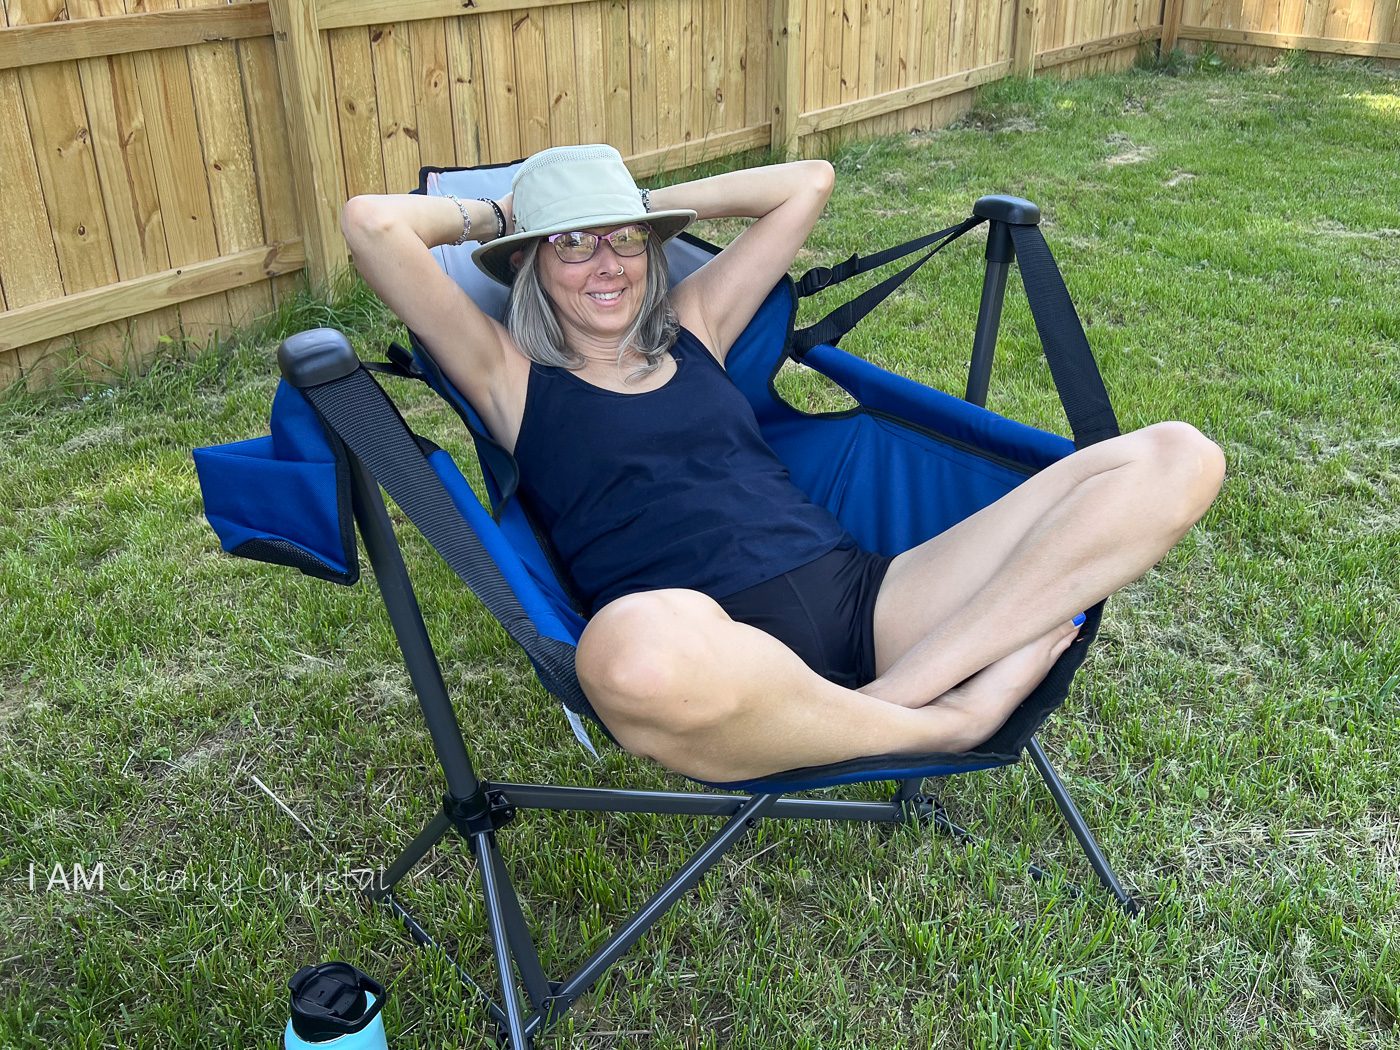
[546,224,651,263]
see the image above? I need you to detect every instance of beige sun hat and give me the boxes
[471,144,697,285]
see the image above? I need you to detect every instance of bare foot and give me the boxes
[925,620,1080,750]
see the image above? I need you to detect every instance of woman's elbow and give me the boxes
[340,195,393,242]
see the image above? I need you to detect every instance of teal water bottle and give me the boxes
[284,962,389,1050]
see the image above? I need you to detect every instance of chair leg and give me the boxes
[1027,737,1141,915]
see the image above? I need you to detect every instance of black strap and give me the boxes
[792,217,983,356]
[364,341,425,382]
[300,367,593,716]
[1007,224,1120,448]
[793,220,975,297]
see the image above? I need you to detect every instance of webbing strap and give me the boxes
[1008,224,1120,448]
[793,220,974,297]
[301,368,593,716]
[791,217,984,356]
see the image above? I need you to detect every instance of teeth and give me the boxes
[590,291,621,301]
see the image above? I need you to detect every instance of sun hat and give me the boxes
[471,144,697,285]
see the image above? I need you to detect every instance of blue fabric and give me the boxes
[426,449,586,645]
[193,382,356,583]
[512,327,849,614]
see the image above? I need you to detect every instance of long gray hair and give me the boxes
[505,235,679,382]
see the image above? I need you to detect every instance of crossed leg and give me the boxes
[576,421,1225,783]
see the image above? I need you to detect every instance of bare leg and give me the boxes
[861,421,1226,708]
[576,590,1078,783]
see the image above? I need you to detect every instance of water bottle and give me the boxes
[284,962,389,1050]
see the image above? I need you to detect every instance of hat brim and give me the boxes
[471,209,697,285]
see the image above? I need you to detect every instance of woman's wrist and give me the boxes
[441,196,512,246]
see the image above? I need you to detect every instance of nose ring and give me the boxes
[615,266,625,276]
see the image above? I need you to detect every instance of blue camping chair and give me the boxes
[194,160,1138,1049]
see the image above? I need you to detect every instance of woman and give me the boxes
[341,144,1225,784]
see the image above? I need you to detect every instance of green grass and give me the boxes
[2,58,1398,1049]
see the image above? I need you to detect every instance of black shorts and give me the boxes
[715,543,895,689]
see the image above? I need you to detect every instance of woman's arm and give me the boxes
[339,194,522,434]
[659,159,834,360]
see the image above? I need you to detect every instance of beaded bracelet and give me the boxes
[445,195,471,246]
[639,187,652,213]
[477,197,507,240]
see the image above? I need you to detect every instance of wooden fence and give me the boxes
[0,0,1394,388]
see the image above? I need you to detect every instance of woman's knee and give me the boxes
[1129,421,1226,525]
[575,590,736,739]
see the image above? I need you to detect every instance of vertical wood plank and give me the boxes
[676,0,695,142]
[747,0,769,131]
[840,0,860,102]
[514,10,550,154]
[702,0,724,137]
[70,0,175,370]
[572,2,609,145]
[1014,0,1040,73]
[240,32,305,307]
[132,0,235,344]
[654,0,681,155]
[181,0,273,329]
[770,0,801,156]
[409,19,454,169]
[446,15,486,165]
[630,0,659,155]
[542,5,580,145]
[329,27,386,198]
[477,12,520,161]
[0,1,65,381]
[601,0,633,150]
[371,22,422,193]
[1161,0,1183,53]
[268,0,347,288]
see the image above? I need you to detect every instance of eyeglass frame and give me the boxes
[544,223,653,263]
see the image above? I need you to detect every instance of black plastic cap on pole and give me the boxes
[279,328,361,388]
[972,194,1041,226]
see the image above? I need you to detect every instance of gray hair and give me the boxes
[505,236,678,382]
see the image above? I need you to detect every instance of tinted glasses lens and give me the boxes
[608,224,650,256]
[551,231,599,262]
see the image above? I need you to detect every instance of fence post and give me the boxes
[770,0,802,159]
[268,0,345,290]
[1012,0,1041,77]
[1160,0,1183,56]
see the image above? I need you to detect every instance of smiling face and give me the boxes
[535,225,650,352]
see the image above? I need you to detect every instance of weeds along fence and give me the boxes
[0,0,1396,389]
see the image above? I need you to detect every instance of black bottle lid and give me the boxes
[288,962,386,1042]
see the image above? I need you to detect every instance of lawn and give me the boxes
[1,54,1397,1049]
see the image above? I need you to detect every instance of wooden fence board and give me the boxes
[0,5,271,72]
[628,0,658,156]
[69,0,174,369]
[183,0,273,331]
[371,22,423,192]
[600,0,632,150]
[572,3,608,144]
[409,20,453,169]
[133,0,233,346]
[745,0,767,129]
[514,10,551,154]
[0,3,66,380]
[477,12,520,161]
[329,27,386,197]
[702,0,722,139]
[445,13,485,165]
[542,4,579,144]
[654,0,681,152]
[239,32,304,305]
[16,0,141,378]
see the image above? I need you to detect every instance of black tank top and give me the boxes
[512,327,849,614]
